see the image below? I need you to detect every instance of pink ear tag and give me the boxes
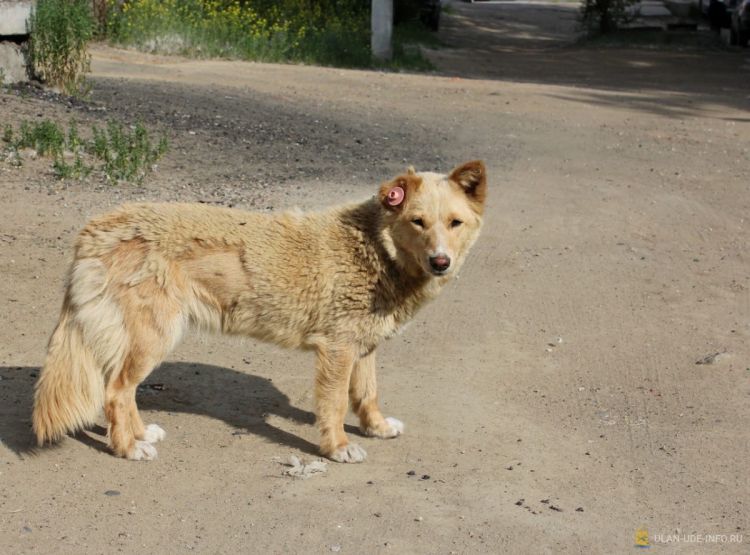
[386,186,405,206]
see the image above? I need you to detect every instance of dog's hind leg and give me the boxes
[105,281,183,460]
[315,343,367,463]
[106,354,159,461]
[349,350,404,439]
[129,393,166,444]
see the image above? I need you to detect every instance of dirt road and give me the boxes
[1,3,749,553]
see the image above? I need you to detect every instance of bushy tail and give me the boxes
[32,304,105,445]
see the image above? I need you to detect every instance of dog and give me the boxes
[32,160,487,462]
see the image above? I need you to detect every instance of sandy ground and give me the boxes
[1,3,749,553]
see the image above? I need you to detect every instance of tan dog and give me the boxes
[32,160,487,462]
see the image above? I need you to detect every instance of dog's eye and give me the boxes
[411,218,424,228]
[450,219,463,228]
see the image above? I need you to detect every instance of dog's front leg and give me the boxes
[315,343,366,463]
[350,350,404,439]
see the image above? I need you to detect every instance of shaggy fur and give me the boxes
[32,160,487,462]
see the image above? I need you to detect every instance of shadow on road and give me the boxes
[428,1,750,117]
[0,362,321,458]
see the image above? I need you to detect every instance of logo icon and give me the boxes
[635,528,650,548]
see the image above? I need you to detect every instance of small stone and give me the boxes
[576,507,584,512]
[104,490,120,496]
[406,470,416,476]
[514,499,524,506]
[420,474,430,480]
[330,545,341,552]
[415,516,423,522]
[695,352,729,365]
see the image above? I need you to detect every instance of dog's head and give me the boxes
[379,160,487,278]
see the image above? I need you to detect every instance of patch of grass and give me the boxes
[104,0,435,70]
[3,124,15,145]
[28,0,94,95]
[2,119,168,183]
[92,121,169,182]
[15,120,66,156]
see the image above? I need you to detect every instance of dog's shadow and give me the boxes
[0,362,338,457]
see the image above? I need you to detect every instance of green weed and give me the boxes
[92,121,169,183]
[2,124,13,144]
[29,0,94,95]
[15,120,66,156]
[2,119,168,184]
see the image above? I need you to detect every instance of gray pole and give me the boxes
[371,0,393,61]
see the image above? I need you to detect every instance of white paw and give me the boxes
[363,417,404,439]
[329,443,367,463]
[142,423,166,443]
[129,440,158,461]
[385,417,404,436]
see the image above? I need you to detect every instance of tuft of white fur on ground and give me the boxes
[281,455,328,478]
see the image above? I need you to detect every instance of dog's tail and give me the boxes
[32,305,104,444]
[33,258,126,445]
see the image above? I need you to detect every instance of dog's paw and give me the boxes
[329,443,367,463]
[142,424,166,443]
[362,416,404,439]
[385,417,404,436]
[128,440,158,461]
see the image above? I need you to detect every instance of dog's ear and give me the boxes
[449,160,487,212]
[378,172,422,212]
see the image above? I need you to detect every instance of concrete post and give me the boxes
[371,0,393,61]
[0,1,34,84]
[0,1,34,35]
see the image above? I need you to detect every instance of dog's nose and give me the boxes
[429,255,451,273]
